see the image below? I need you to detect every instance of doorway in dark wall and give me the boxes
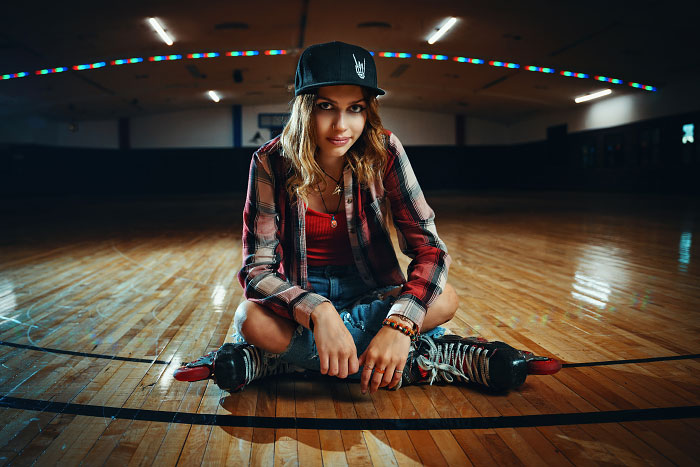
[547,124,568,166]
[603,133,625,167]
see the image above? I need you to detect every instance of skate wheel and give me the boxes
[174,365,212,382]
[527,358,562,375]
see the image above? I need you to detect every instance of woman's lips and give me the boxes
[328,137,350,146]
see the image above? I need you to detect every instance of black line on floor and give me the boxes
[562,354,700,367]
[0,341,170,365]
[1,340,698,369]
[0,396,697,430]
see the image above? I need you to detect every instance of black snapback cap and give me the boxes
[295,41,385,96]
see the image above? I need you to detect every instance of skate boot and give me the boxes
[402,335,561,391]
[173,343,302,392]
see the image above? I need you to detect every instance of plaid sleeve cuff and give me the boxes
[291,292,331,329]
[386,295,426,332]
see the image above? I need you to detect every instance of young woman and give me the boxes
[174,42,559,394]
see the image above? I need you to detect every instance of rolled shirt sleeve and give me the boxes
[238,146,329,329]
[382,133,451,331]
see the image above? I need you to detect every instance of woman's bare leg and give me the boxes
[234,282,458,353]
[234,300,297,353]
[423,283,459,331]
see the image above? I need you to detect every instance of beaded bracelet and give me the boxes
[382,318,418,341]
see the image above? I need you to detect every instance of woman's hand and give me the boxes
[358,325,411,394]
[311,302,359,378]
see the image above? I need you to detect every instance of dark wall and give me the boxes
[2,110,698,197]
[1,146,252,197]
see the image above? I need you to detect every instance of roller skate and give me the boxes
[402,335,561,391]
[173,343,302,392]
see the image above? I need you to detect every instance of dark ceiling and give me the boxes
[1,0,698,124]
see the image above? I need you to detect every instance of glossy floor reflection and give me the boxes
[0,192,698,465]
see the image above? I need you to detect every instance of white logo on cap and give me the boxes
[353,54,365,79]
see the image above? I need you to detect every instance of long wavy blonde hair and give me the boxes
[278,88,387,204]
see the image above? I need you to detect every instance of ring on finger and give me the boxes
[363,366,374,372]
[375,368,386,374]
[394,369,403,374]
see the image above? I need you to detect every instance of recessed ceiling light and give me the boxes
[575,89,612,103]
[428,17,457,45]
[148,18,174,46]
[208,90,220,102]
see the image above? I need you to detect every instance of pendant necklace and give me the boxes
[320,166,343,195]
[318,183,344,228]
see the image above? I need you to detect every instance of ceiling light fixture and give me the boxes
[148,18,174,46]
[428,17,457,45]
[575,89,612,103]
[208,90,221,103]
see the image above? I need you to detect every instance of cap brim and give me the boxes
[295,81,385,96]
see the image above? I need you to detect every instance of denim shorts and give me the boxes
[277,264,445,378]
[307,264,396,311]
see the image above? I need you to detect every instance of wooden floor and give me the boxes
[0,191,698,466]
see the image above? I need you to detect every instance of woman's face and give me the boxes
[313,85,367,160]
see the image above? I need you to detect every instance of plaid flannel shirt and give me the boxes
[238,132,451,331]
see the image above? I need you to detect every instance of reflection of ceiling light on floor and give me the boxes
[571,272,611,308]
[572,283,608,302]
[211,285,226,312]
[571,292,606,308]
[574,272,611,295]
[0,279,17,314]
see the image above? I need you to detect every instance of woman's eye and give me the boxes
[317,102,333,110]
[349,104,365,113]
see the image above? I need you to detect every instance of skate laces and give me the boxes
[415,336,491,387]
[241,346,295,386]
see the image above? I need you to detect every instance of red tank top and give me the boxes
[305,206,354,266]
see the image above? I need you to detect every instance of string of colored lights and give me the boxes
[111,58,143,66]
[226,50,258,57]
[417,54,448,60]
[187,53,219,59]
[72,62,106,71]
[378,52,410,58]
[0,48,657,91]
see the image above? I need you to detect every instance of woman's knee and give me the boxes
[442,283,459,318]
[430,283,459,322]
[234,300,265,339]
[234,300,296,348]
